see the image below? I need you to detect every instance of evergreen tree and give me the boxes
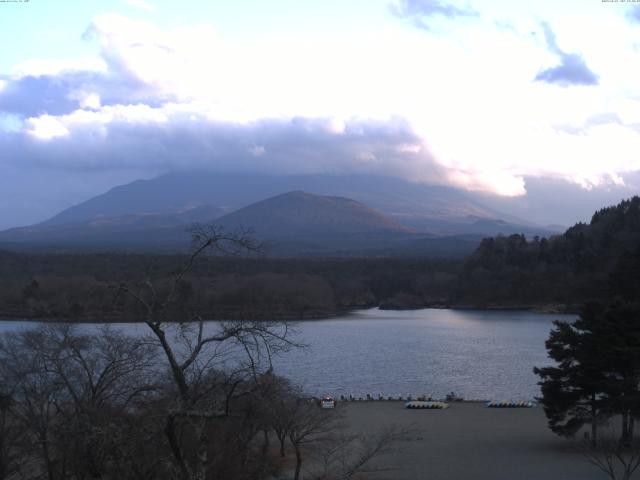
[536,300,640,447]
[534,305,607,446]
[590,301,640,447]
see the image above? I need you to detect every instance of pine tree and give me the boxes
[534,306,607,446]
[536,300,640,447]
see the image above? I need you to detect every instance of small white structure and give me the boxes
[321,396,336,409]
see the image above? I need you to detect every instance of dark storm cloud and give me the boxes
[390,0,478,29]
[534,23,599,87]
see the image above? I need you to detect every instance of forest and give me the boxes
[1,196,640,321]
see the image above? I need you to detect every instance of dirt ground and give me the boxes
[340,401,605,480]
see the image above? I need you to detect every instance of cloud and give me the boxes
[0,69,164,118]
[390,0,477,29]
[534,23,598,87]
[2,105,449,188]
[123,0,155,12]
[0,14,202,119]
[0,14,456,202]
[1,11,640,228]
[474,174,640,227]
[628,6,640,23]
[391,0,477,19]
[12,58,107,77]
[83,14,219,101]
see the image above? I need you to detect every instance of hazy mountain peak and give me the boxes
[40,171,517,227]
[217,190,415,236]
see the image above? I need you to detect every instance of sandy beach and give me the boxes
[340,401,602,480]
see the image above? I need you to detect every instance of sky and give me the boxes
[1,0,640,228]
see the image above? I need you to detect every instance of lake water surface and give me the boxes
[0,308,575,401]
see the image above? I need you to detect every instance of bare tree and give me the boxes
[0,329,66,480]
[42,325,157,479]
[115,223,299,480]
[287,401,343,480]
[0,324,159,480]
[583,426,640,480]
[261,374,298,458]
[310,424,410,480]
[0,391,24,480]
[286,401,411,480]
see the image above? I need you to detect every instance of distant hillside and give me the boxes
[214,191,483,255]
[0,190,482,256]
[454,196,640,309]
[5,166,556,256]
[0,205,226,252]
[218,190,412,236]
[39,171,546,236]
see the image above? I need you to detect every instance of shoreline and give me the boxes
[0,303,578,323]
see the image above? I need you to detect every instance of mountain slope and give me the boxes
[41,172,534,235]
[217,191,414,236]
[0,190,483,256]
[214,191,421,254]
[0,205,227,251]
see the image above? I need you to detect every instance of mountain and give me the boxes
[218,190,413,236]
[0,171,558,255]
[0,205,227,252]
[214,191,417,254]
[40,171,491,224]
[0,190,485,256]
[40,171,541,235]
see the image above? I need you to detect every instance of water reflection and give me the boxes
[0,308,576,400]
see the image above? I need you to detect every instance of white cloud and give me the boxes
[12,58,107,77]
[2,9,640,198]
[84,14,220,100]
[78,92,101,110]
[123,0,155,12]
[26,115,70,140]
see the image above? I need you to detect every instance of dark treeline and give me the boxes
[458,196,640,310]
[2,196,640,320]
[0,252,459,321]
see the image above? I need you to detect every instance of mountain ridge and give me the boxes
[0,172,559,255]
[0,190,485,256]
[41,172,519,226]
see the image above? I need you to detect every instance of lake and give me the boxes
[0,308,575,401]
